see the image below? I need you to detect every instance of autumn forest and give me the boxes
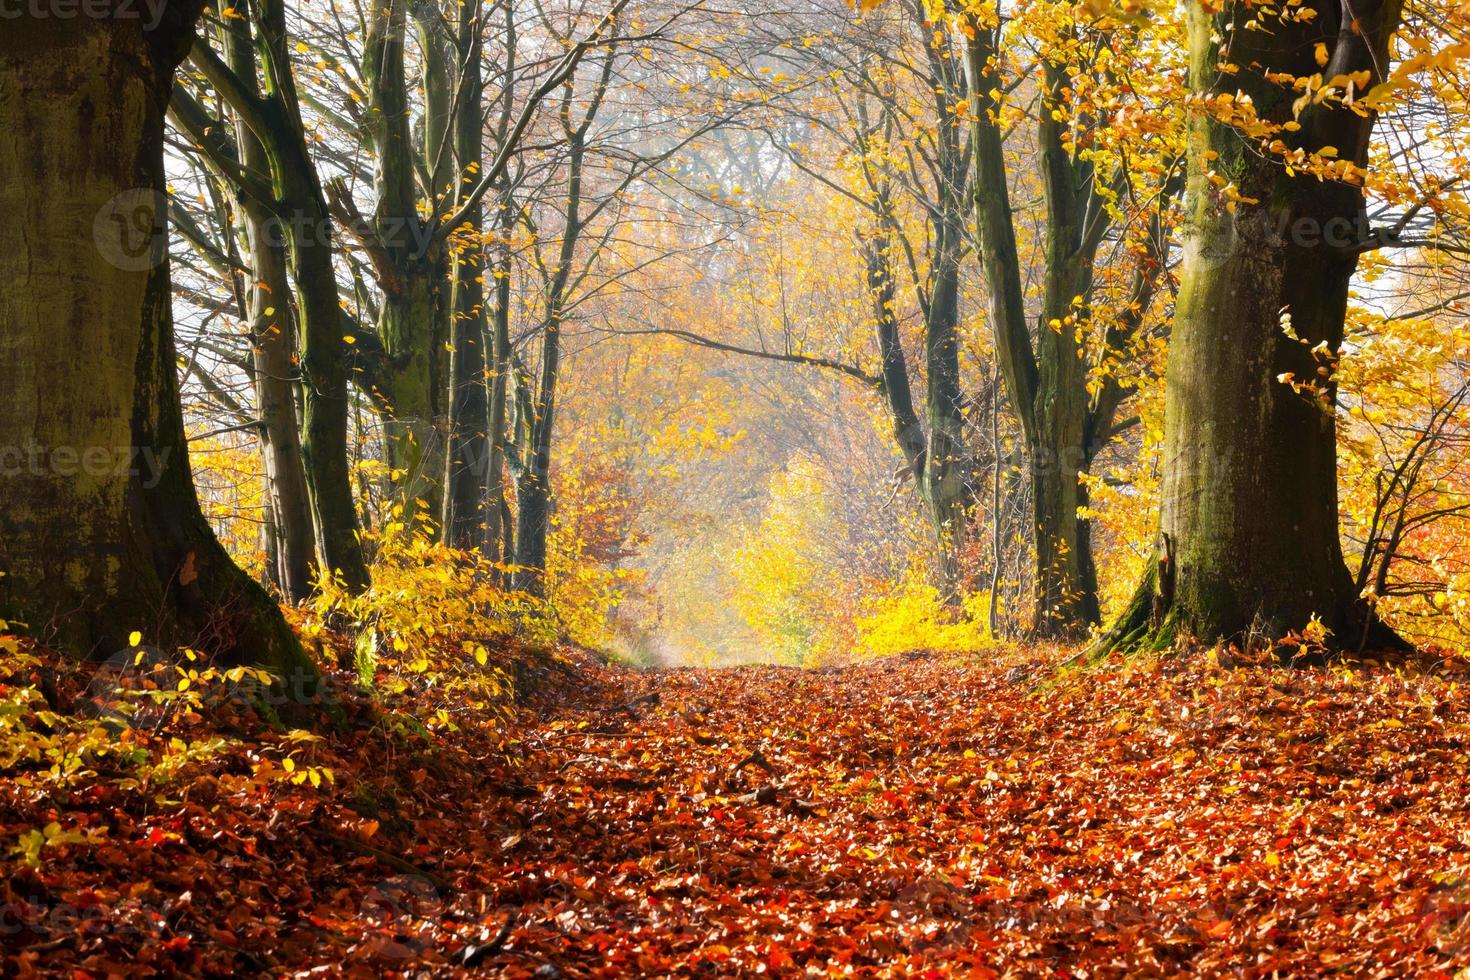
[3,0,1470,973]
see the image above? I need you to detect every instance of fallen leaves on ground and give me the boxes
[5,643,1470,977]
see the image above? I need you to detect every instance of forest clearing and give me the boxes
[4,0,1470,973]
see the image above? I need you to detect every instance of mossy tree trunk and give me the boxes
[0,11,308,678]
[360,0,452,528]
[1101,0,1407,652]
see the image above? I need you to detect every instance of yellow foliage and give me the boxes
[729,460,835,664]
[1338,302,1470,650]
[308,523,551,699]
[852,571,996,658]
[725,454,986,665]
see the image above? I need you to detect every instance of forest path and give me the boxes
[473,649,1470,976]
[8,647,1470,977]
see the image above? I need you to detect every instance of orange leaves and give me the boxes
[435,648,1470,974]
[7,640,1470,974]
[1288,69,1376,120]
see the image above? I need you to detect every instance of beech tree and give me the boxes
[0,10,307,673]
[168,16,323,602]
[1101,0,1410,650]
[961,2,1182,637]
[177,3,372,592]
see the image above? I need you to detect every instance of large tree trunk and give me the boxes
[1102,0,1406,652]
[0,13,307,676]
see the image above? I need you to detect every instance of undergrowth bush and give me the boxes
[851,572,997,659]
[304,523,556,722]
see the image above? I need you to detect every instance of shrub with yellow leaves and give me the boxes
[306,517,553,715]
[852,569,997,659]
